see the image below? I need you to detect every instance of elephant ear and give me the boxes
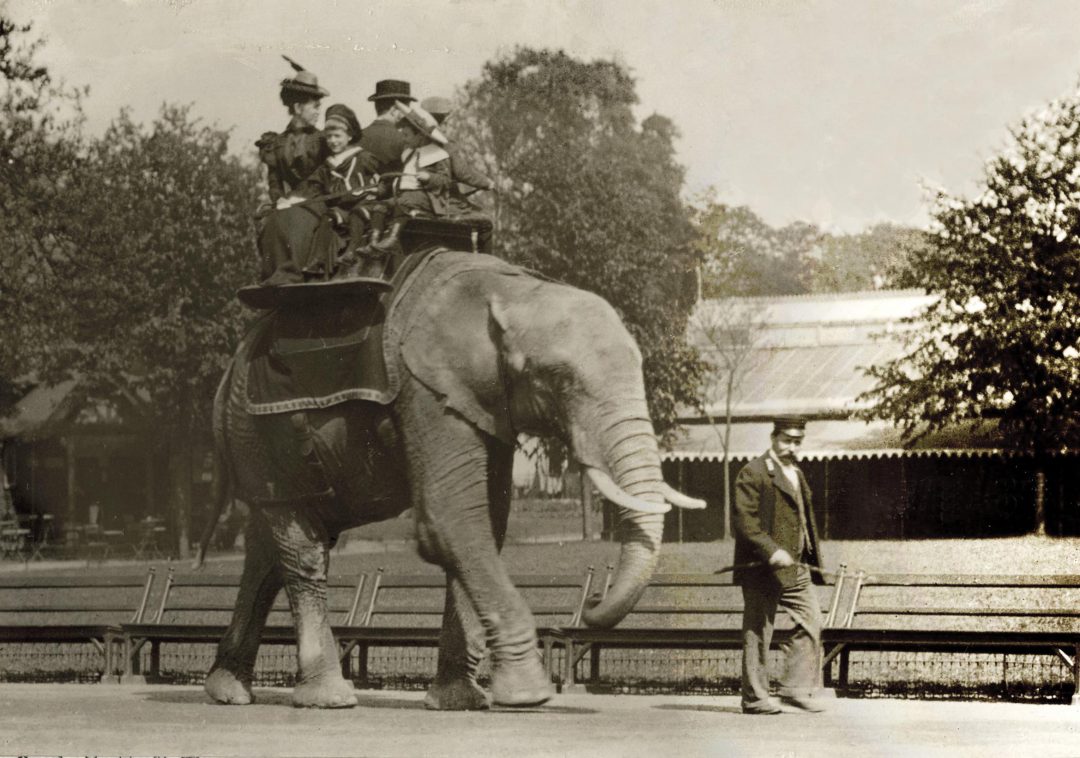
[398,278,516,445]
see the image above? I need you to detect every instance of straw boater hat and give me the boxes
[280,55,329,99]
[420,96,453,125]
[368,79,415,103]
[395,103,448,145]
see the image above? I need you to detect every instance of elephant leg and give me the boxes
[400,380,552,707]
[424,580,489,710]
[425,441,514,710]
[261,504,357,709]
[205,512,284,705]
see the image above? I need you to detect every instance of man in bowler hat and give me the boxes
[732,415,827,714]
[360,79,414,173]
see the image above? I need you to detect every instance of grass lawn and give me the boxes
[318,533,1080,578]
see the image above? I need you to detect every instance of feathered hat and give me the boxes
[280,55,329,99]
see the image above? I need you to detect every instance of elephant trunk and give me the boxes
[579,412,666,629]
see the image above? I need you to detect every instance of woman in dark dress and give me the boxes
[254,56,331,287]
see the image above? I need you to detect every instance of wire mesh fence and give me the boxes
[1,642,1074,703]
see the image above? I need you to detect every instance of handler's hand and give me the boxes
[416,170,431,183]
[768,549,795,568]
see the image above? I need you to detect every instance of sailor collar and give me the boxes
[402,143,448,169]
[326,146,365,169]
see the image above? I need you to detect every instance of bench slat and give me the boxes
[860,574,1080,587]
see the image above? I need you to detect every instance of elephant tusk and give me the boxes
[586,467,671,515]
[660,483,707,510]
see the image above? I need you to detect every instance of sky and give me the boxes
[10,0,1080,232]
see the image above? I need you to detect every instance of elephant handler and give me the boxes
[731,415,827,715]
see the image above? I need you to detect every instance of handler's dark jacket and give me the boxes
[256,117,327,201]
[732,452,823,588]
[360,117,406,173]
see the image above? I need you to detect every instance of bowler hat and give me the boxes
[324,103,362,139]
[396,103,448,146]
[420,96,453,124]
[368,79,415,102]
[279,55,329,99]
[772,415,807,438]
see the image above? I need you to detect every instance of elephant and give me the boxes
[196,251,703,710]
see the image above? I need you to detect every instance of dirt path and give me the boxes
[1,683,1077,757]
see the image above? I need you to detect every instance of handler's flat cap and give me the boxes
[772,415,807,437]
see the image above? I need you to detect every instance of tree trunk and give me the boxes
[168,426,193,560]
[722,372,735,539]
[1033,467,1047,537]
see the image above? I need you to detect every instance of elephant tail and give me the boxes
[193,363,235,570]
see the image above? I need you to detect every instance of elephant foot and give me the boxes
[204,667,253,705]
[490,656,554,708]
[424,676,491,711]
[291,674,359,709]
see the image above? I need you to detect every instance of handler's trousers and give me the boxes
[740,565,822,709]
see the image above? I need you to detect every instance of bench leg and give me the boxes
[120,637,147,685]
[589,643,601,685]
[99,634,120,684]
[1072,644,1080,707]
[339,644,353,680]
[559,639,585,693]
[149,640,161,681]
[541,636,554,682]
[838,648,850,692]
[356,643,369,686]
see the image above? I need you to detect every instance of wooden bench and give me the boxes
[820,570,1080,704]
[549,566,847,691]
[119,568,368,683]
[335,567,596,684]
[0,569,157,681]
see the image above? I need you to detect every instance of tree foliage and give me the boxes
[810,223,928,293]
[35,105,261,432]
[860,85,1080,451]
[453,48,703,436]
[692,200,819,298]
[0,14,86,413]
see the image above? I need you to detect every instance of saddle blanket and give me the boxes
[242,250,436,415]
[240,248,531,416]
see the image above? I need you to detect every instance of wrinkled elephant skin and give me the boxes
[205,254,690,709]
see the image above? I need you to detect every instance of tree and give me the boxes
[689,298,765,534]
[453,48,703,438]
[32,105,262,556]
[810,223,929,294]
[860,83,1080,533]
[692,198,819,298]
[0,14,86,415]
